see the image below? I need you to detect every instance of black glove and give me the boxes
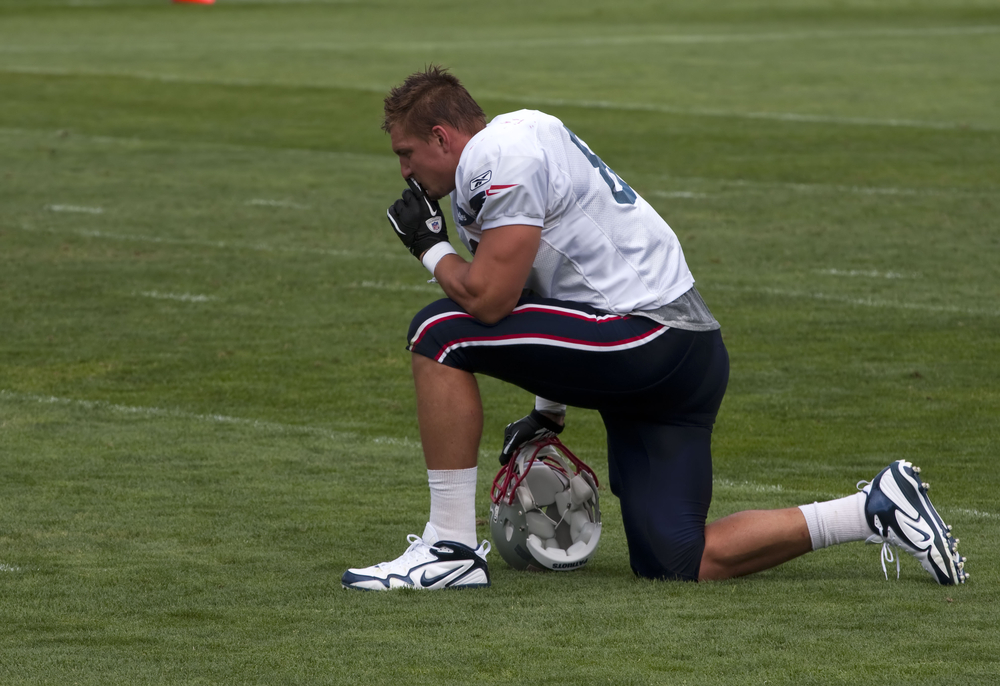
[386,178,449,260]
[499,409,564,466]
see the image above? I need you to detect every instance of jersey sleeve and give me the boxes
[455,129,550,232]
[476,154,547,231]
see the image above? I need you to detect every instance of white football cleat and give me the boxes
[862,460,967,585]
[342,523,491,591]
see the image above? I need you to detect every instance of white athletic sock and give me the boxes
[427,467,478,548]
[798,492,871,550]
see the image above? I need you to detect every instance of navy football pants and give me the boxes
[408,294,730,581]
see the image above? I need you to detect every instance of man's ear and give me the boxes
[430,125,451,153]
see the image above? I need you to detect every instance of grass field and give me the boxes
[1,0,999,683]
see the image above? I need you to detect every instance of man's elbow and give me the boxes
[466,293,519,325]
[469,305,510,326]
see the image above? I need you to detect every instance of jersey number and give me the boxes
[566,128,637,205]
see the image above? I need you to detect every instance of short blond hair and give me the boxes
[382,65,486,138]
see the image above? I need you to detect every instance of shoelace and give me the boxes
[375,534,437,571]
[375,535,491,572]
[879,541,900,580]
[857,479,901,581]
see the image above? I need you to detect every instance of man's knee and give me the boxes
[639,523,706,581]
[407,297,463,342]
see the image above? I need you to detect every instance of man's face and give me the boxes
[390,125,459,201]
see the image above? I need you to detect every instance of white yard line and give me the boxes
[135,290,215,303]
[0,66,990,132]
[247,199,310,210]
[351,280,440,293]
[0,389,422,450]
[816,269,917,280]
[649,190,709,199]
[713,478,785,494]
[950,508,1000,520]
[15,223,402,260]
[45,204,104,214]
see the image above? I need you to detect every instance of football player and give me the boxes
[341,66,967,591]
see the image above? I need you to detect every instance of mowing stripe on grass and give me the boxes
[0,66,989,132]
[278,24,1000,52]
[3,25,997,53]
[16,0,362,6]
[0,125,397,165]
[7,126,1000,203]
[456,25,1000,49]
[0,388,421,450]
[8,390,982,512]
[12,224,994,317]
[503,93,990,131]
[714,285,1000,318]
[18,126,989,202]
[653,179,997,198]
[1,390,814,496]
[6,126,992,202]
[13,223,405,261]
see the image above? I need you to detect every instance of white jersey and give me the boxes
[450,109,695,316]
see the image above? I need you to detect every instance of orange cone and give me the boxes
[173,0,215,4]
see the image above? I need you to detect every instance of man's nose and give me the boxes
[399,160,411,179]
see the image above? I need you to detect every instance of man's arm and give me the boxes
[429,224,541,325]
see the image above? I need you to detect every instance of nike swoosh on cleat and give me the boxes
[896,510,934,547]
[419,562,472,588]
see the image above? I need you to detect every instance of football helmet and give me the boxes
[489,437,601,571]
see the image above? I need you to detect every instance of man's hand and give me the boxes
[499,409,564,465]
[387,178,449,260]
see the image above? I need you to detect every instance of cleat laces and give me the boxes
[858,479,900,581]
[375,534,438,574]
[878,539,900,580]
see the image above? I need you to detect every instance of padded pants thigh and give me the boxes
[603,416,714,581]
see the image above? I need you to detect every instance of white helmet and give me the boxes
[489,438,601,571]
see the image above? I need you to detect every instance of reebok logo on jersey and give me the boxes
[470,170,492,191]
[486,184,517,196]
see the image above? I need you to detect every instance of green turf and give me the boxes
[1,0,998,683]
